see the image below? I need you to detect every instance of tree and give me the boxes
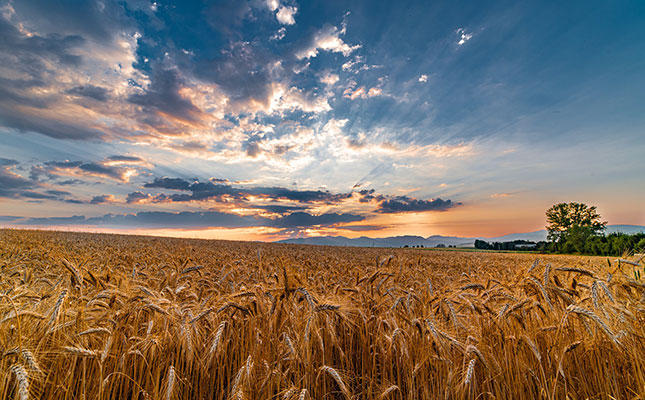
[546,202,607,251]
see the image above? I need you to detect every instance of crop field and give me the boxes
[0,229,644,400]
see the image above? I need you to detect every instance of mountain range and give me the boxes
[276,225,645,248]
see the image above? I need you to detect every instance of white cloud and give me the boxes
[341,55,364,72]
[271,27,286,41]
[418,74,428,83]
[367,87,382,97]
[276,5,297,25]
[296,25,360,59]
[320,72,339,86]
[266,0,280,12]
[342,78,385,100]
[456,28,473,46]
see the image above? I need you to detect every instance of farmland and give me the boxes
[1,229,644,399]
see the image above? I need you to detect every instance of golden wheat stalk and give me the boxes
[10,364,29,400]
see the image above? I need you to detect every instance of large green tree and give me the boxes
[546,202,607,250]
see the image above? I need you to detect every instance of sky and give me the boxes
[0,0,644,241]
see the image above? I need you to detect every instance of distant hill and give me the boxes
[276,225,645,248]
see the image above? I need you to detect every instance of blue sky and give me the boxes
[0,0,643,240]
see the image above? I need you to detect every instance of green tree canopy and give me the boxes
[546,202,607,248]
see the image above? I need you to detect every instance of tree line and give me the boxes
[545,202,644,256]
[475,202,644,256]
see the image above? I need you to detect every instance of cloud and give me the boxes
[269,212,364,228]
[491,192,516,199]
[0,162,85,202]
[125,191,151,204]
[271,27,286,41]
[23,211,259,228]
[0,8,140,141]
[65,85,109,101]
[0,158,19,167]
[254,205,307,214]
[167,141,211,155]
[20,210,363,230]
[456,28,473,46]
[0,162,35,197]
[16,190,56,200]
[246,141,262,157]
[0,107,106,140]
[320,72,339,86]
[341,55,365,72]
[31,159,140,183]
[0,16,85,67]
[418,74,428,83]
[191,41,276,108]
[144,177,193,191]
[376,196,457,213]
[276,6,297,25]
[141,177,350,204]
[128,68,203,123]
[337,224,386,232]
[105,155,146,164]
[0,216,22,222]
[45,189,72,197]
[343,83,383,100]
[266,0,280,12]
[23,215,89,225]
[10,0,128,43]
[296,25,360,59]
[90,194,117,204]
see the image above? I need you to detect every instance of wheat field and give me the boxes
[0,229,643,399]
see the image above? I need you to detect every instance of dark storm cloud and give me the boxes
[77,162,125,179]
[21,210,365,230]
[337,225,386,232]
[106,155,146,163]
[357,189,385,203]
[126,191,150,204]
[65,85,109,101]
[376,196,457,213]
[19,190,58,200]
[128,68,203,123]
[45,189,72,197]
[142,177,350,204]
[354,190,459,213]
[269,212,365,228]
[247,186,350,203]
[21,212,253,228]
[138,178,460,215]
[144,177,193,191]
[255,205,307,214]
[90,194,115,204]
